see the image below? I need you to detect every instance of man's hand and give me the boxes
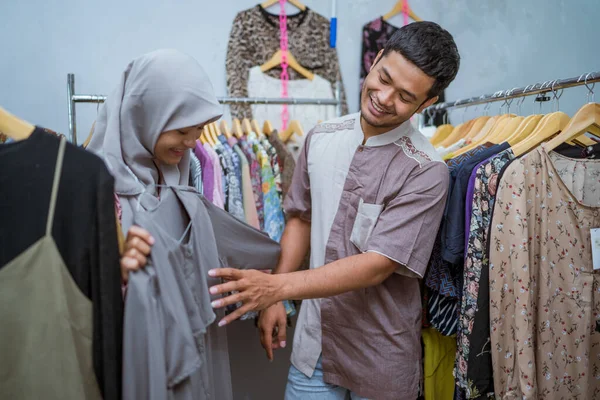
[208,268,284,326]
[258,302,287,361]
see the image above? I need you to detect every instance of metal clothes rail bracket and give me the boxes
[425,71,600,114]
[67,73,342,144]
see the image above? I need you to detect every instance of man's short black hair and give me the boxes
[381,21,460,99]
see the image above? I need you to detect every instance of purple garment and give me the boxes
[194,141,214,202]
[464,159,488,251]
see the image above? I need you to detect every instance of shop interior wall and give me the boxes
[1,0,599,399]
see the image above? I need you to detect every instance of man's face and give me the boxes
[360,50,438,130]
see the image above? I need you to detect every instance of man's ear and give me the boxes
[369,50,385,72]
[416,96,439,114]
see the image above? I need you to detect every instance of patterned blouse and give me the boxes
[489,146,600,399]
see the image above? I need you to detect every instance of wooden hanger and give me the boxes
[507,114,544,147]
[512,111,572,156]
[199,130,208,145]
[430,124,453,146]
[83,121,96,148]
[383,0,422,22]
[261,0,306,11]
[251,120,264,137]
[280,120,304,143]
[260,50,314,81]
[438,118,476,148]
[220,120,233,139]
[491,116,524,144]
[544,103,600,152]
[207,123,219,145]
[463,116,491,143]
[0,107,35,141]
[241,118,253,135]
[263,120,275,136]
[201,127,213,146]
[451,115,512,156]
[232,118,244,139]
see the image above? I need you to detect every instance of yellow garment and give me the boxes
[423,328,456,400]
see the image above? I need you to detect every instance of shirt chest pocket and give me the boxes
[350,198,384,252]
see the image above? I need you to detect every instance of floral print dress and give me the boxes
[488,145,600,399]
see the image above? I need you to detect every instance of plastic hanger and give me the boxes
[263,120,275,136]
[544,103,600,152]
[261,0,306,11]
[260,50,314,81]
[383,0,422,22]
[280,120,304,143]
[0,107,35,141]
[512,111,571,156]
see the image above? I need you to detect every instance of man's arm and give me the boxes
[274,216,311,274]
[209,252,397,324]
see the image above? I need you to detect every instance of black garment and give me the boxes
[441,142,510,265]
[0,128,123,400]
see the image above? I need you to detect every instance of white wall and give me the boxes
[2,0,599,140]
[2,1,599,399]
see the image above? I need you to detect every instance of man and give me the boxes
[209,21,460,400]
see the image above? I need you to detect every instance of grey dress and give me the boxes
[122,187,280,400]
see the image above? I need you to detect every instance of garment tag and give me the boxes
[591,228,600,270]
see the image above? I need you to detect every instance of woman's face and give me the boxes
[154,124,204,165]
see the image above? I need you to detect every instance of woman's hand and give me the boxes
[120,226,154,283]
[208,269,284,326]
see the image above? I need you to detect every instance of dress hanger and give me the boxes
[263,120,275,136]
[430,124,454,146]
[383,0,422,22]
[280,120,304,143]
[220,120,233,139]
[83,121,96,148]
[232,118,244,139]
[0,107,35,141]
[544,103,600,152]
[438,107,476,148]
[251,120,264,137]
[511,111,571,156]
[261,0,306,11]
[506,114,544,147]
[242,118,253,135]
[260,50,314,81]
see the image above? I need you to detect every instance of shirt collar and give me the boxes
[356,116,413,147]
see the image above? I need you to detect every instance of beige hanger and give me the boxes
[263,120,275,136]
[241,118,253,135]
[429,124,453,146]
[251,120,264,137]
[220,120,233,139]
[83,121,96,148]
[260,50,314,81]
[383,0,423,22]
[544,103,600,152]
[0,107,35,141]
[261,0,306,11]
[506,114,544,147]
[280,120,304,143]
[232,118,244,139]
[512,112,572,156]
[463,116,491,143]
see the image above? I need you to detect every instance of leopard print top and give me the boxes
[226,5,348,120]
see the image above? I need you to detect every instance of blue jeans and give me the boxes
[285,356,370,400]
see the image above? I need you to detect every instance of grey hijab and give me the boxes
[88,49,222,233]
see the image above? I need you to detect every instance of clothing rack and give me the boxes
[426,71,600,113]
[67,73,342,144]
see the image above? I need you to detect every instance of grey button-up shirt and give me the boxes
[123,188,280,400]
[284,113,449,400]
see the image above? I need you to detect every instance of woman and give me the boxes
[88,49,280,399]
[88,49,222,281]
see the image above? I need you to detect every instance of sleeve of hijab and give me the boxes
[226,12,253,120]
[201,196,281,271]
